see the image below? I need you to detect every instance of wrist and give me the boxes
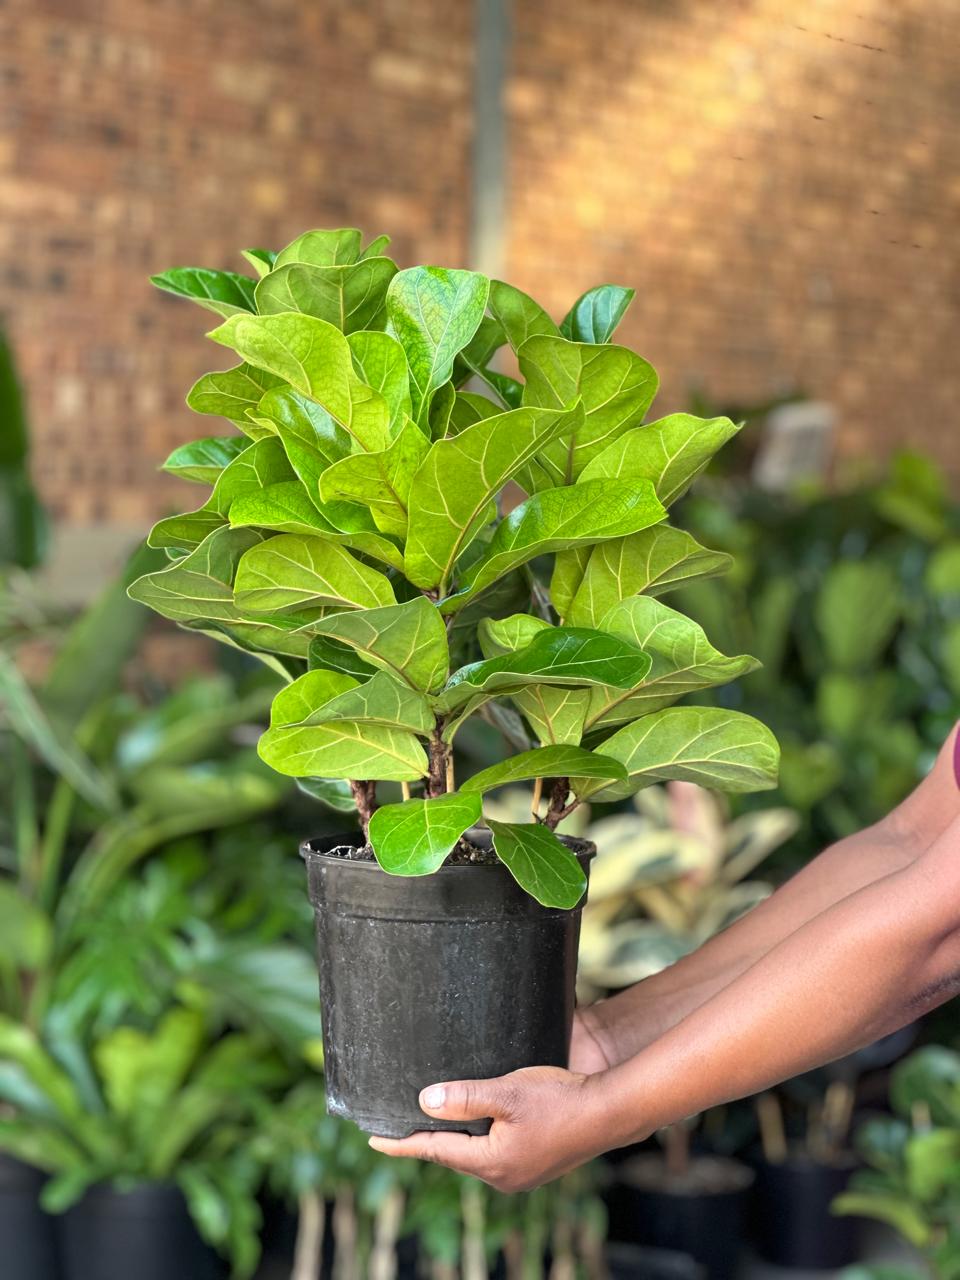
[579,1060,655,1153]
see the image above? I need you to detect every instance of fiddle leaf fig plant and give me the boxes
[131,228,780,909]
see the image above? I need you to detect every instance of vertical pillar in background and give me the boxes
[470,0,509,278]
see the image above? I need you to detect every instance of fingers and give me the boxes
[418,1074,522,1123]
[368,1130,483,1176]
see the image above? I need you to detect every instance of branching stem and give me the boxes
[349,780,378,834]
[426,719,451,797]
[543,776,580,830]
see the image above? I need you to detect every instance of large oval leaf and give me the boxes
[462,746,626,794]
[254,257,397,334]
[161,437,249,484]
[304,597,450,693]
[559,285,635,345]
[258,721,428,781]
[487,820,587,909]
[368,793,482,876]
[580,414,741,507]
[271,668,433,735]
[234,534,395,614]
[151,267,256,318]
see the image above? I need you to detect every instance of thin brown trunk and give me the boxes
[369,1185,404,1280]
[292,1191,325,1280]
[332,1185,359,1280]
[543,777,571,830]
[350,779,378,834]
[425,723,451,798]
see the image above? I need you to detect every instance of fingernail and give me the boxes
[421,1085,446,1110]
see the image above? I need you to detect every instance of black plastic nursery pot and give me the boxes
[301,828,594,1139]
[59,1182,224,1280]
[605,1243,706,1280]
[605,1155,754,1280]
[0,1153,61,1280]
[751,1154,858,1269]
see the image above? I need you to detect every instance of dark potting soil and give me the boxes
[326,839,500,866]
[623,1154,755,1197]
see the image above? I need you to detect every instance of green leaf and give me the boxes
[554,525,733,626]
[437,627,652,713]
[273,227,363,268]
[580,414,741,507]
[151,267,256,318]
[270,668,434,734]
[297,777,356,812]
[450,478,666,608]
[578,707,780,801]
[360,233,391,260]
[478,613,552,656]
[404,402,585,591]
[448,392,502,433]
[128,527,262,625]
[891,1046,960,1128]
[304,597,449,692]
[94,1007,205,1117]
[229,480,342,536]
[488,280,560,351]
[487,820,587,909]
[249,386,353,488]
[209,313,391,452]
[368,793,482,876]
[519,337,659,487]
[462,746,626,794]
[241,248,276,277]
[385,266,490,427]
[186,362,285,432]
[905,1129,960,1203]
[560,285,635,344]
[586,595,760,727]
[512,686,593,746]
[348,330,412,431]
[258,719,428,781]
[161,436,249,484]
[319,420,429,539]
[234,533,396,614]
[815,560,901,672]
[831,1193,930,1248]
[0,882,52,970]
[254,257,397,333]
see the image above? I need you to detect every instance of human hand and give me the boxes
[569,1006,614,1074]
[368,1065,631,1193]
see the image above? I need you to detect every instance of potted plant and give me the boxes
[130,227,780,1137]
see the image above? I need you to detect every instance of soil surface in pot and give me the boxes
[326,838,499,865]
[623,1154,755,1196]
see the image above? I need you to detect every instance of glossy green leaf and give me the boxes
[369,793,482,876]
[151,267,256,318]
[241,248,276,277]
[512,686,593,746]
[348,330,412,431]
[273,228,363,268]
[448,391,502,433]
[319,420,429,538]
[478,613,552,656]
[127,527,262,625]
[488,280,560,352]
[258,719,427,780]
[209,313,391,452]
[450,478,666,607]
[249,386,353,488]
[586,595,760,726]
[560,285,635,344]
[296,777,356,812]
[254,257,397,333]
[161,436,249,484]
[437,626,652,713]
[462,746,626,794]
[234,533,395,614]
[360,233,391,260]
[270,668,433,734]
[487,820,587,909]
[580,414,741,507]
[385,266,490,427]
[554,525,733,626]
[304,597,449,693]
[519,337,659,487]
[186,362,285,432]
[577,707,780,801]
[404,402,584,591]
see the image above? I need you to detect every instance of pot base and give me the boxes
[328,1093,491,1139]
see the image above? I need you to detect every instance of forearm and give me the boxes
[592,816,960,1146]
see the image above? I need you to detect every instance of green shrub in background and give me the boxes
[0,326,45,571]
[677,451,960,863]
[835,1046,960,1280]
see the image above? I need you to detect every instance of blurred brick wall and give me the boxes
[505,0,960,474]
[0,0,473,540]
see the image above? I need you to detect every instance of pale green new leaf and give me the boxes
[479,613,551,656]
[519,337,659,487]
[450,478,666,607]
[404,401,585,591]
[487,820,587,909]
[560,285,635,344]
[161,436,249,484]
[273,228,363,268]
[241,248,275,277]
[580,414,741,507]
[512,686,593,746]
[319,420,429,538]
[348,330,412,431]
[128,527,262,625]
[258,720,427,781]
[254,258,397,333]
[488,280,560,352]
[305,597,449,692]
[270,668,433,734]
[360,234,391,260]
[249,387,353,489]
[554,525,733,626]
[385,266,490,427]
[187,362,285,433]
[369,794,482,876]
[151,267,256,318]
[462,746,626,794]
[576,707,780,801]
[234,533,395,614]
[585,595,760,727]
[209,313,391,452]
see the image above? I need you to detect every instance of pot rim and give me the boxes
[300,827,596,871]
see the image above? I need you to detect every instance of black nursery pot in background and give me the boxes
[59,1182,223,1280]
[302,829,594,1139]
[752,1155,859,1269]
[0,1154,61,1280]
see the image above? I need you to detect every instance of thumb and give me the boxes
[419,1075,521,1122]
